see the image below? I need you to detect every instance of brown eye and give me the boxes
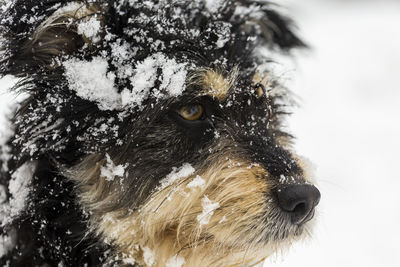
[178,104,204,121]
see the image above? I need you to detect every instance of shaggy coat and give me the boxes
[0,1,318,266]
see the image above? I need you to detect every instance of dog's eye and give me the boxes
[178,104,204,121]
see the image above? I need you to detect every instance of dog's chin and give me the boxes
[206,222,313,267]
[201,206,316,263]
[254,209,317,255]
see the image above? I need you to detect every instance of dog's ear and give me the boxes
[0,1,104,78]
[256,8,306,50]
[231,1,306,51]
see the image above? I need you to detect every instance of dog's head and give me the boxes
[0,0,320,266]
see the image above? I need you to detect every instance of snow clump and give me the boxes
[77,16,102,43]
[8,162,36,219]
[0,161,37,226]
[205,0,225,13]
[63,56,122,111]
[187,175,205,189]
[0,228,16,257]
[159,163,195,190]
[166,254,185,267]
[64,52,188,111]
[197,195,220,227]
[142,246,155,266]
[121,53,187,108]
[100,153,126,181]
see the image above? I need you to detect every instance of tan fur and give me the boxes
[65,154,122,213]
[65,152,292,266]
[252,71,270,98]
[189,68,238,101]
[294,155,317,184]
[101,158,271,266]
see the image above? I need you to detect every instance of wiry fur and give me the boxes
[0,1,317,266]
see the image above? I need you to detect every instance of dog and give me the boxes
[0,0,320,266]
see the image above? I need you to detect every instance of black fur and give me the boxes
[0,0,305,266]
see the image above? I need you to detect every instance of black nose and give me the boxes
[275,184,321,225]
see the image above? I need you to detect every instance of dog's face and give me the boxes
[69,71,319,265]
[0,0,320,266]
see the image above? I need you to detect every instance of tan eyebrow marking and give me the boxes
[252,71,270,98]
[189,67,238,101]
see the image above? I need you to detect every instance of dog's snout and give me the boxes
[275,184,321,225]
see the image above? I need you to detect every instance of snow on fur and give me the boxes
[159,163,195,190]
[186,175,206,189]
[8,162,37,218]
[197,195,220,226]
[63,56,122,111]
[121,53,187,108]
[64,53,188,110]
[0,0,11,13]
[100,153,126,181]
[166,254,185,267]
[142,246,155,266]
[0,161,37,226]
[0,228,16,257]
[205,0,225,13]
[77,15,102,43]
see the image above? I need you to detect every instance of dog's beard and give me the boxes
[65,151,313,266]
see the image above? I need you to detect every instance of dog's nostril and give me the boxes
[275,184,321,225]
[293,202,306,214]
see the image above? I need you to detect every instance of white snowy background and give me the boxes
[0,0,399,266]
[266,0,400,266]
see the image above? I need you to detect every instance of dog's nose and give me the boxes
[275,184,321,225]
